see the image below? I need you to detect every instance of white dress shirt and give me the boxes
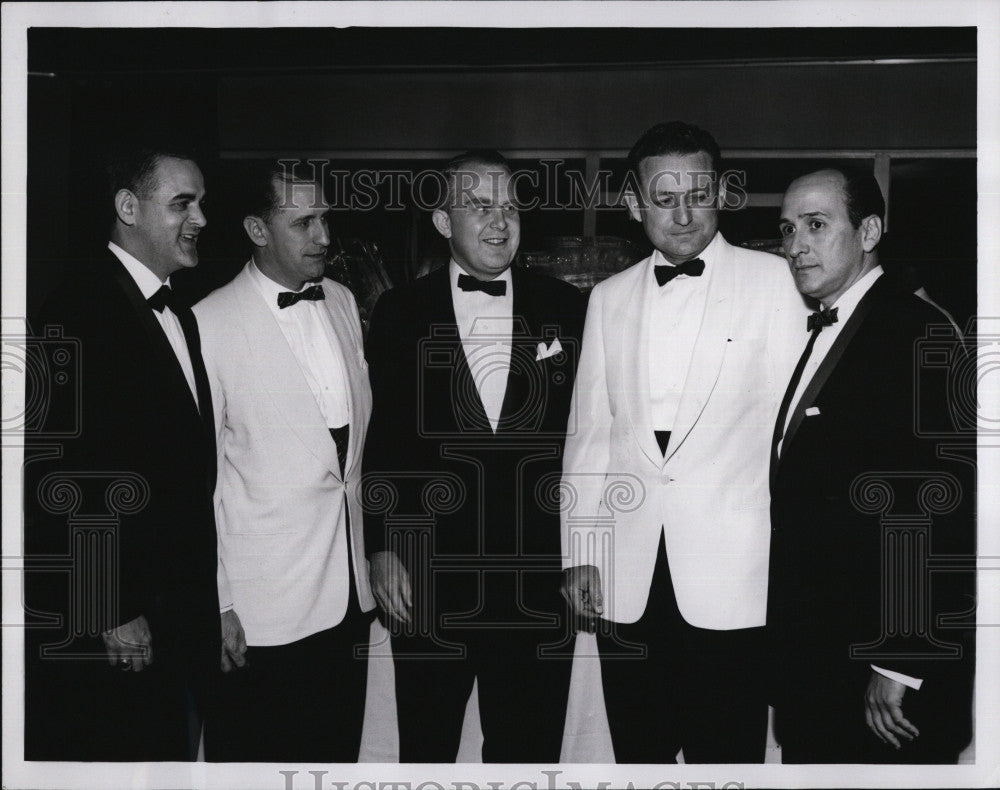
[648,234,716,431]
[449,259,514,432]
[249,261,350,430]
[776,264,922,690]
[108,241,199,408]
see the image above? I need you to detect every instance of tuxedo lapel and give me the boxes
[320,280,365,479]
[775,276,887,474]
[497,267,538,433]
[666,242,735,462]
[174,307,217,493]
[231,266,341,480]
[107,257,203,425]
[623,261,667,468]
[430,267,492,433]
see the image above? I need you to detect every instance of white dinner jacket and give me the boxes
[194,262,375,646]
[561,235,809,629]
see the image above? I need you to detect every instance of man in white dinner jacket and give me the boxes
[561,121,809,763]
[194,160,375,762]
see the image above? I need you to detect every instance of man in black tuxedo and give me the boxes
[363,150,585,762]
[24,145,220,760]
[768,168,975,763]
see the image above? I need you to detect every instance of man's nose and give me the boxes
[785,231,807,257]
[673,201,692,226]
[188,201,207,228]
[314,219,330,247]
[489,208,508,229]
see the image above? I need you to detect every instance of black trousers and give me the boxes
[24,590,214,762]
[391,620,572,763]
[205,557,371,763]
[25,641,196,761]
[597,535,768,764]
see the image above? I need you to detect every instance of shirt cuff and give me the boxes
[219,603,234,615]
[871,664,923,690]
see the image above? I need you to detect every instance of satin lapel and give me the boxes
[231,266,341,479]
[666,242,735,462]
[320,281,367,479]
[107,258,202,424]
[623,261,667,468]
[778,276,887,467]
[432,267,492,433]
[174,307,218,493]
[497,267,534,432]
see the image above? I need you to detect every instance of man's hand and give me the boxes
[561,564,604,632]
[101,615,153,672]
[370,550,412,625]
[865,672,919,749]
[220,609,248,673]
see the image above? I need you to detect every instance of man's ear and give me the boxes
[623,190,642,223]
[243,215,269,248]
[860,214,883,253]
[715,177,729,211]
[431,208,452,239]
[114,189,137,226]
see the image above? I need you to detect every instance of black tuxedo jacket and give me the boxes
[362,265,585,628]
[24,254,220,758]
[767,275,975,751]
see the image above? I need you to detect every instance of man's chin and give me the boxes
[660,229,713,257]
[482,254,516,274]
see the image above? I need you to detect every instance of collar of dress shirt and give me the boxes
[108,241,171,298]
[648,229,723,280]
[822,265,884,322]
[248,257,324,316]
[448,259,513,297]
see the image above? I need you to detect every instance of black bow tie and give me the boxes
[457,273,507,296]
[277,284,325,309]
[654,258,705,287]
[147,285,179,313]
[806,306,839,332]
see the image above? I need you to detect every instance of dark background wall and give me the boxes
[218,62,975,153]
[26,27,977,327]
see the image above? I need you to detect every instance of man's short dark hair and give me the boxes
[439,149,512,210]
[244,159,325,222]
[105,144,198,215]
[839,169,886,229]
[627,121,722,181]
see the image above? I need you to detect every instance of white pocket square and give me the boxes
[805,406,821,416]
[535,337,563,361]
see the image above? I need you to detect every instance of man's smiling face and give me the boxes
[433,162,520,280]
[129,156,207,280]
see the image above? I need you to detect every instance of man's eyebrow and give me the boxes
[168,191,200,202]
[650,187,705,196]
[778,210,829,222]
